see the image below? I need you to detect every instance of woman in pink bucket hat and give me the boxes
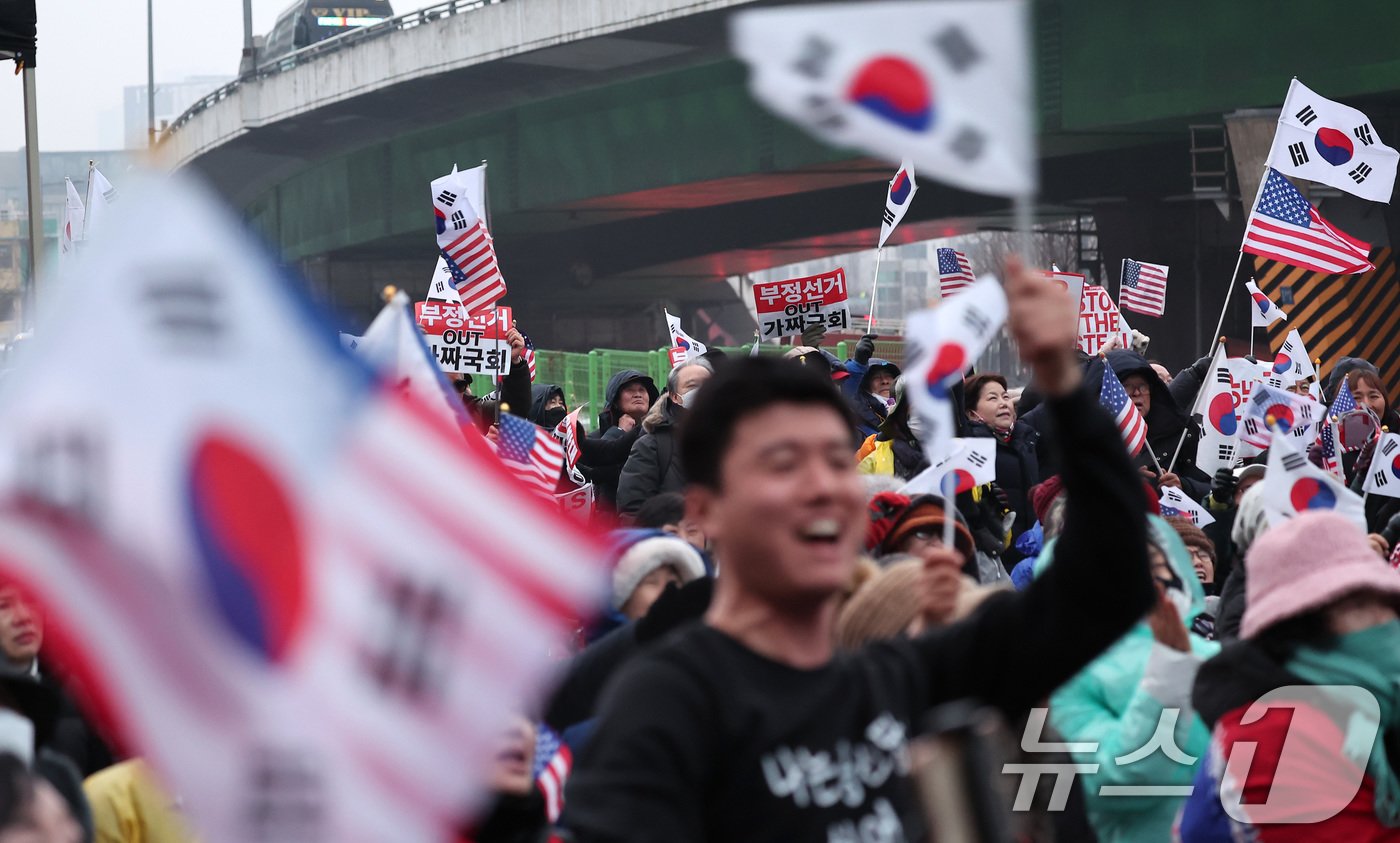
[1180,511,1400,841]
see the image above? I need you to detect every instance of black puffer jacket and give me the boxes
[1024,350,1209,500]
[964,419,1040,540]
[617,398,687,517]
[590,370,660,507]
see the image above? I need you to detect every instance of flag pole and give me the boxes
[83,159,96,241]
[1207,164,1272,359]
[941,472,957,552]
[866,247,885,333]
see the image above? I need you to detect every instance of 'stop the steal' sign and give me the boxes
[416,302,512,376]
[753,268,851,338]
[1077,284,1131,356]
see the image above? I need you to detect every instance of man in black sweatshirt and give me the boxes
[564,259,1153,842]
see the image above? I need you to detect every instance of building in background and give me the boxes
[123,76,228,149]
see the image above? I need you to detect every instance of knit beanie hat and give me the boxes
[865,492,976,560]
[1028,475,1064,523]
[609,532,706,609]
[1232,483,1271,554]
[1165,515,1215,566]
[836,560,924,650]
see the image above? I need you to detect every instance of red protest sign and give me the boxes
[415,303,513,375]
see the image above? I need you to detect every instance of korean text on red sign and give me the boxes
[415,303,513,376]
[752,268,851,338]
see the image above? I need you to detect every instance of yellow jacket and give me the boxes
[85,760,196,843]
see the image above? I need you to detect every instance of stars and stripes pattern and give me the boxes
[496,413,565,493]
[1099,365,1147,457]
[1118,258,1168,317]
[534,725,573,824]
[1242,168,1375,275]
[936,248,975,299]
[433,169,507,315]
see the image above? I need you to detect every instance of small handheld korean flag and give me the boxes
[1245,280,1287,327]
[1159,486,1216,527]
[664,310,707,365]
[1364,433,1400,499]
[905,277,1008,464]
[1269,78,1399,204]
[899,438,996,497]
[355,291,469,433]
[730,0,1033,197]
[878,160,918,248]
[1191,346,1241,476]
[1261,434,1366,530]
[1265,329,1316,387]
[1240,382,1320,449]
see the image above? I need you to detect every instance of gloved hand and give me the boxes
[801,322,828,348]
[989,483,1012,513]
[1189,355,1213,381]
[1131,330,1151,354]
[1209,467,1237,505]
[854,334,878,366]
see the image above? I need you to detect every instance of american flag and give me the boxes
[521,335,537,381]
[533,725,573,823]
[936,248,974,298]
[1316,415,1341,477]
[433,170,508,315]
[1119,259,1168,317]
[1099,365,1147,457]
[496,413,565,493]
[1242,168,1375,275]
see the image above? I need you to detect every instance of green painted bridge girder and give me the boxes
[241,0,1400,263]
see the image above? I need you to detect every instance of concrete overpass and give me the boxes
[163,0,1400,363]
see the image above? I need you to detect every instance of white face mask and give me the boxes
[906,411,924,440]
[0,708,34,766]
[677,385,701,409]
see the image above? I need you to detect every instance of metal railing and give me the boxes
[161,0,510,141]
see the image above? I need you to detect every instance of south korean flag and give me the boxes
[1270,78,1399,203]
[1364,433,1400,499]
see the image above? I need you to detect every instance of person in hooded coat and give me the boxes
[616,361,712,518]
[588,371,659,507]
[1023,350,1209,501]
[841,335,901,440]
[530,383,641,496]
[1041,516,1219,843]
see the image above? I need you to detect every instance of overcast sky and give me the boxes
[0,0,432,151]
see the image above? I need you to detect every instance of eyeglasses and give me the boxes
[1124,382,1151,396]
[908,528,946,545]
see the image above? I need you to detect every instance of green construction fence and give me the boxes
[474,339,908,429]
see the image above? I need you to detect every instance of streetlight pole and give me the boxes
[242,0,255,76]
[21,64,41,330]
[146,0,155,148]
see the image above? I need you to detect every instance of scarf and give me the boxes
[1287,620,1400,826]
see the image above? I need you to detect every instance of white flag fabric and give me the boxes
[0,174,607,843]
[1159,486,1215,527]
[431,168,506,314]
[354,291,468,432]
[664,310,708,364]
[61,178,85,262]
[1192,347,1242,476]
[1268,329,1316,385]
[905,277,1007,464]
[1245,280,1287,327]
[1240,382,1321,450]
[1363,433,1400,499]
[83,168,117,240]
[878,160,918,248]
[900,438,996,497]
[1261,434,1366,530]
[1269,78,1398,204]
[425,256,465,308]
[730,0,1033,197]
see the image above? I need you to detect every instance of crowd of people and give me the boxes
[2,258,1400,843]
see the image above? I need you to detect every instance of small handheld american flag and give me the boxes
[1119,258,1168,317]
[936,248,974,299]
[496,413,565,494]
[1099,364,1147,457]
[533,724,573,824]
